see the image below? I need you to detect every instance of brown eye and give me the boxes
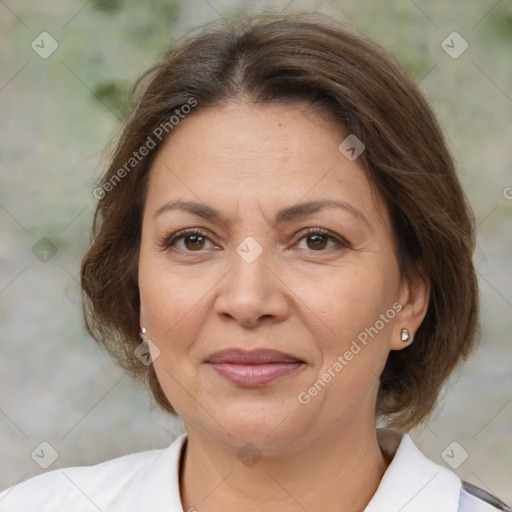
[295,228,348,251]
[161,229,213,252]
[305,233,329,250]
[183,233,206,251]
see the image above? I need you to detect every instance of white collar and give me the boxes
[364,429,461,511]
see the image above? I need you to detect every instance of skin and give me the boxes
[138,100,430,512]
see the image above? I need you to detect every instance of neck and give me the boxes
[179,421,390,512]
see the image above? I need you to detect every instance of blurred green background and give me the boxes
[0,0,511,501]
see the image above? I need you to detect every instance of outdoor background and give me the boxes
[1,0,511,502]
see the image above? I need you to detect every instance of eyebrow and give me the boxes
[153,199,370,227]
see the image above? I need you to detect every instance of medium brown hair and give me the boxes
[80,11,480,431]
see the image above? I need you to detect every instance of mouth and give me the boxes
[205,348,306,387]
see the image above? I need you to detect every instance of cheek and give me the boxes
[138,251,203,351]
[303,261,398,384]
[303,265,394,339]
[138,261,206,412]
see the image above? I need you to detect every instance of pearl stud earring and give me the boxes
[401,328,410,343]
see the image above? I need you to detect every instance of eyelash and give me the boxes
[158,227,349,253]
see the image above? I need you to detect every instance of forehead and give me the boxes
[145,102,388,228]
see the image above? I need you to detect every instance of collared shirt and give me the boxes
[0,430,508,511]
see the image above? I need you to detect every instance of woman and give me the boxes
[1,11,509,512]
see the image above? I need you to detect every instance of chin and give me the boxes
[205,408,305,451]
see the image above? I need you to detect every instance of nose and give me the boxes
[213,239,290,329]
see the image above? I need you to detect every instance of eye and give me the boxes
[294,227,349,251]
[159,228,215,252]
[158,227,349,253]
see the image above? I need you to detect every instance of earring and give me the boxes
[140,326,147,335]
[400,328,411,343]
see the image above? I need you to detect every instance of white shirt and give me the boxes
[0,430,506,511]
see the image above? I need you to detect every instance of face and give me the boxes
[138,101,427,452]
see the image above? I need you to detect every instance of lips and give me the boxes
[205,348,306,387]
[206,348,304,365]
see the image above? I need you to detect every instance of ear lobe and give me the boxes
[390,268,431,351]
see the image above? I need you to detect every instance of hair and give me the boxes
[80,11,480,431]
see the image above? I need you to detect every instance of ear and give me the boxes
[390,266,430,350]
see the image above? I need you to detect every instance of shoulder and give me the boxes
[0,434,186,512]
[0,449,163,511]
[368,429,511,512]
[367,431,462,511]
[458,481,512,512]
